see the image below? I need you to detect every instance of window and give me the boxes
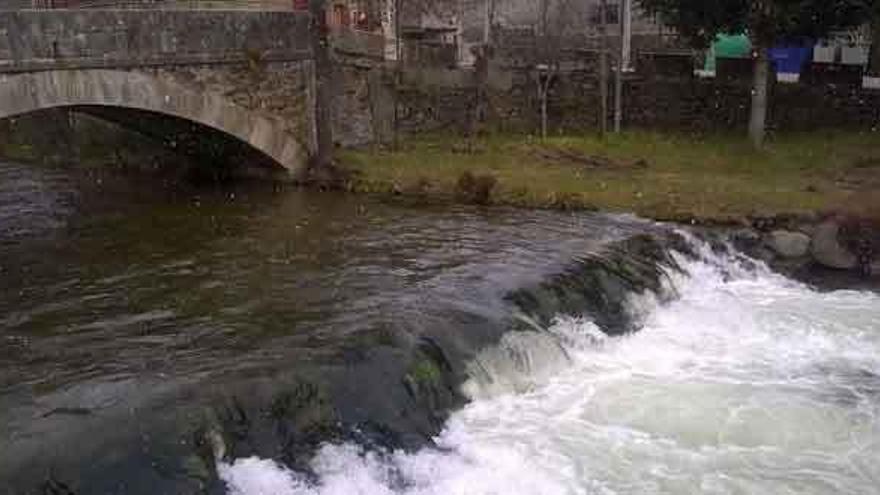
[353,10,370,31]
[332,3,351,27]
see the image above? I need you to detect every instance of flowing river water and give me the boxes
[1,159,879,494]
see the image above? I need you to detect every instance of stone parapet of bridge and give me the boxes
[10,1,298,11]
[0,9,310,72]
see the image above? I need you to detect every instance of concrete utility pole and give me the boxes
[393,0,402,149]
[613,0,631,133]
[871,7,880,75]
[309,0,334,169]
[598,0,609,137]
[483,0,495,45]
[621,0,632,71]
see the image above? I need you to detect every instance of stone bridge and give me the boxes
[0,8,316,177]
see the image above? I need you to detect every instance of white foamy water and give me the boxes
[220,244,880,495]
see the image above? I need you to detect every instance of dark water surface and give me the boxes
[0,160,652,493]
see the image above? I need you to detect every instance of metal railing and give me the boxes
[21,0,297,10]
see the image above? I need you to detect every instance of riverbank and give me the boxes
[339,130,880,286]
[338,131,879,225]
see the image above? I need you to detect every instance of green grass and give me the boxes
[0,142,39,162]
[338,130,880,223]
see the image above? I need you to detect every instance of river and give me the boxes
[1,159,879,494]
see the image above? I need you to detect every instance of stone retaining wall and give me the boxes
[387,63,880,138]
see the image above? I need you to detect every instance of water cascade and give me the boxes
[219,236,880,495]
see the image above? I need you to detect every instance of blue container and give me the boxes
[769,45,814,74]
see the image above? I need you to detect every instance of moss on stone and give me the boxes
[409,359,442,386]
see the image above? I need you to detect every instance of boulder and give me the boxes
[810,221,858,270]
[730,228,761,250]
[766,230,811,258]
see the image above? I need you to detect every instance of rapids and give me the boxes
[220,241,880,495]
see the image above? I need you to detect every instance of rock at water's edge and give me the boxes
[811,221,858,270]
[766,230,811,258]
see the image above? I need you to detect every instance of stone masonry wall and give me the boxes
[328,61,398,148]
[624,76,880,134]
[390,61,880,137]
[0,9,317,170]
[148,61,315,151]
[332,64,380,147]
[0,10,310,72]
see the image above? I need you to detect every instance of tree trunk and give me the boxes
[468,44,490,143]
[748,47,770,149]
[392,0,402,150]
[598,50,609,137]
[598,0,609,138]
[540,82,549,140]
[613,57,622,133]
[484,0,496,45]
[613,0,626,133]
[473,0,495,137]
[870,12,880,75]
[309,0,334,169]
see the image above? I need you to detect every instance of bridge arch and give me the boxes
[0,69,310,177]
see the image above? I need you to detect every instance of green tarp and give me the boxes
[705,34,752,71]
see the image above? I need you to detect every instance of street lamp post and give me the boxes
[536,63,552,140]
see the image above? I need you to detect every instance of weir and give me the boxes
[218,232,880,495]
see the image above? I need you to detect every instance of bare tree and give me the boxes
[534,0,569,140]
[613,0,632,133]
[536,0,553,140]
[870,4,880,75]
[393,0,402,150]
[532,0,593,140]
[597,0,609,138]
[483,0,497,46]
[469,0,496,141]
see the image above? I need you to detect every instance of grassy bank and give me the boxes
[338,131,880,223]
